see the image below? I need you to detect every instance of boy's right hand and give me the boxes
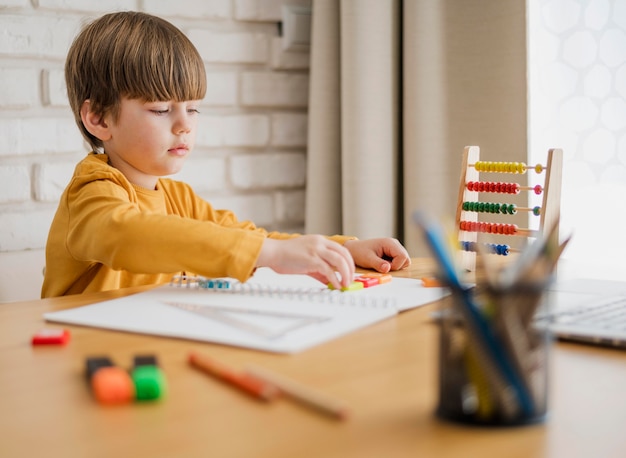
[257,235,355,290]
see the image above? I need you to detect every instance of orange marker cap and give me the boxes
[86,357,134,405]
[91,367,135,405]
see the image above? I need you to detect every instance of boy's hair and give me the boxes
[65,11,207,150]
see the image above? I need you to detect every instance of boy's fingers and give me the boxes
[325,248,354,288]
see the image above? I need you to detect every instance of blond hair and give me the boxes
[65,11,207,150]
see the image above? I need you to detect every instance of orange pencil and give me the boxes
[245,364,350,420]
[188,352,279,401]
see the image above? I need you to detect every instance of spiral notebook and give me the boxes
[44,268,446,353]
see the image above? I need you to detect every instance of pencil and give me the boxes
[245,364,350,420]
[188,352,279,401]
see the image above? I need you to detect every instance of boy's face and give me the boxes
[102,97,201,189]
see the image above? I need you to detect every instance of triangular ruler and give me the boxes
[164,301,331,340]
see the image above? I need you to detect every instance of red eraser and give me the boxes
[31,329,71,346]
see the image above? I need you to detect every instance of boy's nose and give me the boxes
[174,116,192,134]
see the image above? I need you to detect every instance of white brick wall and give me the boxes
[0,0,311,301]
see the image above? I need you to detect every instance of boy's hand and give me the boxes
[343,238,411,273]
[258,235,355,290]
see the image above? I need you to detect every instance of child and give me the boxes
[41,11,410,298]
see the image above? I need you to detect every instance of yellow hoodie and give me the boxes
[42,153,353,297]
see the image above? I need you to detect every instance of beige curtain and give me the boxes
[306,0,527,256]
[305,0,399,240]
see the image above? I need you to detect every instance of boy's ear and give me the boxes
[80,100,112,141]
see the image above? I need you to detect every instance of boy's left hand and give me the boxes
[343,238,411,273]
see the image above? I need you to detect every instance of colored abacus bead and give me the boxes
[459,241,510,256]
[473,161,528,174]
[534,184,543,195]
[465,181,523,195]
[460,221,519,235]
[496,244,510,255]
[461,201,520,215]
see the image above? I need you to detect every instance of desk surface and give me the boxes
[1,259,625,458]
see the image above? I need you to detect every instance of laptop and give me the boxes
[537,278,626,348]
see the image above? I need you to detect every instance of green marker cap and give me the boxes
[132,364,167,401]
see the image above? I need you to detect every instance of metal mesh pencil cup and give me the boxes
[436,282,552,426]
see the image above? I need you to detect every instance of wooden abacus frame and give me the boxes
[455,146,563,271]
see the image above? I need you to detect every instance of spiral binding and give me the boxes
[169,275,397,309]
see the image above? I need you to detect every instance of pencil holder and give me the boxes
[436,282,552,426]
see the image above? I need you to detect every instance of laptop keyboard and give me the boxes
[546,296,626,331]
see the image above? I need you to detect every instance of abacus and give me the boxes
[455,146,562,271]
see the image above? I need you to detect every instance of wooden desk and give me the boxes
[1,259,625,458]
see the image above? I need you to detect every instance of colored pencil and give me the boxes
[188,352,279,401]
[246,364,350,420]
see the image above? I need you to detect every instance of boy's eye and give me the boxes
[188,108,200,114]
[151,109,170,115]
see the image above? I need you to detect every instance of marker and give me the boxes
[86,356,134,405]
[420,276,443,288]
[327,281,364,292]
[354,276,379,288]
[360,272,392,284]
[188,352,279,401]
[131,355,167,401]
[245,364,350,421]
